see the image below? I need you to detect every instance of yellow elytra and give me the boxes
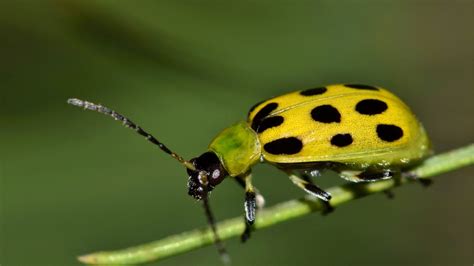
[246,83,431,168]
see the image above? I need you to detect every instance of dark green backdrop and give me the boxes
[1,1,473,265]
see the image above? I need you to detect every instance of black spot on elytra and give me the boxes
[345,84,379,91]
[376,124,403,142]
[300,87,327,96]
[256,116,284,133]
[311,105,341,123]
[355,99,388,115]
[251,102,278,131]
[330,134,353,147]
[263,137,303,155]
[247,99,265,117]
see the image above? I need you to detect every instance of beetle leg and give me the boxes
[339,169,394,182]
[341,170,400,199]
[297,173,334,214]
[237,173,257,242]
[289,174,331,201]
[235,175,265,209]
[288,174,333,214]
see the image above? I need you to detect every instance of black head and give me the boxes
[187,152,228,200]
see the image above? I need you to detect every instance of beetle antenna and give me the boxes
[202,188,230,265]
[67,98,196,171]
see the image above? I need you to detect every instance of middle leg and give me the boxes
[299,173,334,214]
[288,173,334,214]
[288,173,331,201]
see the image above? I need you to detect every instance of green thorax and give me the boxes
[209,121,261,176]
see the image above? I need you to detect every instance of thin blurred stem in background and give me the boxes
[78,144,474,265]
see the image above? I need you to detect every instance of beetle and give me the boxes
[68,83,431,261]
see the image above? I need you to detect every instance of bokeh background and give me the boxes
[1,1,473,265]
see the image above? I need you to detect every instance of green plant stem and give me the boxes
[79,144,474,265]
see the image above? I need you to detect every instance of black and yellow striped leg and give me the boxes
[360,170,396,199]
[235,176,265,209]
[238,173,257,242]
[289,174,331,201]
[289,174,333,214]
[340,169,398,199]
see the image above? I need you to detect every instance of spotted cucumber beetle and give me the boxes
[68,84,431,262]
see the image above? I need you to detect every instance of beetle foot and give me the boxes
[240,220,253,243]
[321,200,334,216]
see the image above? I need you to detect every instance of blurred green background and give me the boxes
[1,1,473,265]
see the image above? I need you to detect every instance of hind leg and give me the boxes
[339,169,395,182]
[339,169,396,199]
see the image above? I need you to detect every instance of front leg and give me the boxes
[236,172,257,242]
[235,176,265,209]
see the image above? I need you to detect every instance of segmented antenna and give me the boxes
[67,98,196,171]
[202,187,230,265]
